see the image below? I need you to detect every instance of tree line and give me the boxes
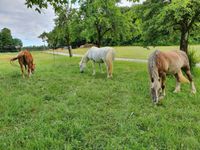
[34,0,200,54]
[1,0,199,54]
[0,28,23,52]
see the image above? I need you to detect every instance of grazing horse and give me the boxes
[148,50,196,104]
[10,50,35,78]
[79,46,115,78]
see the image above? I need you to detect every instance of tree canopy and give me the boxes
[0,28,23,52]
[137,0,200,53]
[25,0,200,54]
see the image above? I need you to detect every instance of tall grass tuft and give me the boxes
[188,49,200,70]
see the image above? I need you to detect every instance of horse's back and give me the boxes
[155,50,189,73]
[87,47,115,62]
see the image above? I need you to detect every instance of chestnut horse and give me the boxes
[148,50,196,104]
[79,46,115,78]
[10,50,35,78]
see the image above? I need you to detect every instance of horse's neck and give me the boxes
[82,53,89,63]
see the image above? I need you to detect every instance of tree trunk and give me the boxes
[66,33,72,57]
[68,45,72,57]
[97,29,101,48]
[180,29,189,54]
[95,23,102,48]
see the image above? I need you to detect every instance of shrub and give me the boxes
[188,49,200,70]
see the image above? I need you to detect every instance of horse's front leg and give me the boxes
[160,73,166,99]
[27,64,32,78]
[174,73,181,93]
[92,61,96,76]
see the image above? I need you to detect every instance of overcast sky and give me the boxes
[0,0,141,46]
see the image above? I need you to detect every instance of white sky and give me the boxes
[0,0,143,46]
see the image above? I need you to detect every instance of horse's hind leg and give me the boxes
[183,66,196,93]
[20,63,25,78]
[174,73,181,93]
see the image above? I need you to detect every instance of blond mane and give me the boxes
[148,50,159,81]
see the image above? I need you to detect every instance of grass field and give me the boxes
[52,45,200,59]
[1,51,200,149]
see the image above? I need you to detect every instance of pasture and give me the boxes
[1,49,200,149]
[53,45,200,59]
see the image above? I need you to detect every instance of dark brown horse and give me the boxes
[10,50,35,78]
[148,50,196,104]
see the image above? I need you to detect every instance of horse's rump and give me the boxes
[10,50,35,77]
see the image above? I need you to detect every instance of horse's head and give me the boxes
[31,64,35,73]
[79,55,88,73]
[150,77,162,104]
[79,61,86,73]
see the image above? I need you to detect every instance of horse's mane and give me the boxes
[148,50,159,80]
[80,51,89,64]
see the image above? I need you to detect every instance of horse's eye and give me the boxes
[158,78,161,82]
[151,78,154,82]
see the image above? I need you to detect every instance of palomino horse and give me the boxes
[10,50,35,78]
[79,46,115,78]
[148,50,196,104]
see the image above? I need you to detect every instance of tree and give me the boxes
[13,38,23,47]
[0,28,23,52]
[25,0,141,47]
[38,32,48,50]
[79,0,133,47]
[137,0,200,54]
[46,28,59,49]
[54,4,75,57]
[1,28,13,49]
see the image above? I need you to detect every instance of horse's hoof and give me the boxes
[159,95,164,99]
[173,90,180,93]
[107,76,112,79]
[191,90,196,94]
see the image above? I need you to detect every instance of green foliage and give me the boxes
[1,52,200,149]
[0,28,23,52]
[13,38,23,47]
[1,28,13,47]
[136,0,200,52]
[188,49,200,69]
[30,0,200,48]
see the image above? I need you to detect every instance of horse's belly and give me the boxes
[167,64,182,74]
[94,59,104,63]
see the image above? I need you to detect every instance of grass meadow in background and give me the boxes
[52,45,200,59]
[1,50,200,149]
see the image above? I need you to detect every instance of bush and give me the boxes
[188,49,200,70]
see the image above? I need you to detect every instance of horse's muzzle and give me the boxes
[153,97,159,104]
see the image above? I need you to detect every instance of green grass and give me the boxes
[52,45,200,59]
[1,51,200,149]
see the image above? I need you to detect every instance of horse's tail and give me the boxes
[178,70,190,83]
[10,56,20,68]
[10,56,18,62]
[106,48,114,75]
[10,51,24,67]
